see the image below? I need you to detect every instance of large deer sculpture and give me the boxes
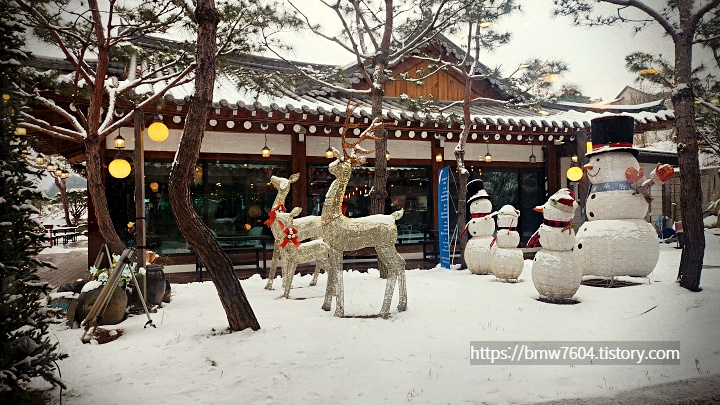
[320,111,407,318]
[264,174,323,291]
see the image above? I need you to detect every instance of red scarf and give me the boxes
[280,227,301,248]
[264,204,287,228]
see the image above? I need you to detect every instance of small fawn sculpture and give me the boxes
[268,207,332,299]
[264,174,323,291]
[320,112,407,318]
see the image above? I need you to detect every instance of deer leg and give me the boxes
[283,260,297,299]
[310,263,320,286]
[281,256,292,299]
[264,243,281,290]
[376,245,403,318]
[327,249,344,317]
[320,250,335,311]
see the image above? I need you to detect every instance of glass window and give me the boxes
[446,166,545,241]
[307,164,432,243]
[107,159,290,255]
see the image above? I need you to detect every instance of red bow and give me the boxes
[264,204,287,228]
[280,227,301,248]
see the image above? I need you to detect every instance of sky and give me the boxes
[279,0,715,102]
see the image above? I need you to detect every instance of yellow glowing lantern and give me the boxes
[109,157,131,179]
[567,166,583,182]
[147,120,169,142]
[149,182,159,192]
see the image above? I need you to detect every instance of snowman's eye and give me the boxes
[595,158,600,162]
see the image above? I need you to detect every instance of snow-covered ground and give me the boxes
[39,227,720,404]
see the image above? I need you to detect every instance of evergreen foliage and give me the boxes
[0,0,67,399]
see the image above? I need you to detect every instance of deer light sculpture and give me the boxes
[264,174,323,291]
[319,107,407,318]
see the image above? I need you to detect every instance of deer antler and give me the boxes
[339,100,384,166]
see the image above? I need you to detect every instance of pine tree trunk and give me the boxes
[84,135,126,254]
[168,0,260,331]
[674,3,705,291]
[55,177,72,226]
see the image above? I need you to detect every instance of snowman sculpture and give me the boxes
[531,189,582,301]
[464,187,495,275]
[490,205,524,281]
[575,116,673,278]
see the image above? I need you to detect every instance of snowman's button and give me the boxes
[591,194,596,199]
[589,212,594,217]
[577,243,583,249]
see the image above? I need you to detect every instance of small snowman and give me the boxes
[464,186,495,275]
[490,205,524,281]
[531,188,583,301]
[575,116,673,278]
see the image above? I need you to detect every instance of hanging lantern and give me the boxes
[529,144,536,163]
[114,134,126,149]
[55,168,63,177]
[435,153,443,162]
[61,170,70,179]
[567,166,583,182]
[147,117,169,142]
[108,157,131,179]
[15,127,27,136]
[386,151,391,161]
[484,143,492,163]
[571,154,579,163]
[46,163,55,172]
[35,154,45,165]
[325,137,334,158]
[149,182,159,192]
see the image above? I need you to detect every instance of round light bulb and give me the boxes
[147,121,169,142]
[567,166,583,182]
[109,158,131,178]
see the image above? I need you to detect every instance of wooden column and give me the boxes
[545,142,560,196]
[291,131,308,215]
[575,129,590,222]
[430,139,444,230]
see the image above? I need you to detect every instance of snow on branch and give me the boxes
[20,90,87,136]
[20,116,84,142]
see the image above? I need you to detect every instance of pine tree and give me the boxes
[0,0,68,400]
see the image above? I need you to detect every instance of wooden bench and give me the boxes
[51,232,82,246]
[193,235,271,282]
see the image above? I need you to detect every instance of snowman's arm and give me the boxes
[650,163,674,186]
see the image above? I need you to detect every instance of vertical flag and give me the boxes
[438,166,450,269]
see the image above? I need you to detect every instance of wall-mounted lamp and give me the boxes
[484,143,492,163]
[386,150,391,161]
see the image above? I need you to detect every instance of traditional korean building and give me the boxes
[28,37,676,263]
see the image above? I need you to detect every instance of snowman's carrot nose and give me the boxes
[533,206,544,213]
[583,164,593,170]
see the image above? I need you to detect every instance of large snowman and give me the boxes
[575,116,673,278]
[464,187,495,275]
[490,205,524,281]
[531,188,583,301]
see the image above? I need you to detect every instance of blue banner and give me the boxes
[438,166,450,269]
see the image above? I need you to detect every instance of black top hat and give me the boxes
[467,180,491,205]
[587,115,638,156]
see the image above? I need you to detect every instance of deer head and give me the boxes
[270,173,300,192]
